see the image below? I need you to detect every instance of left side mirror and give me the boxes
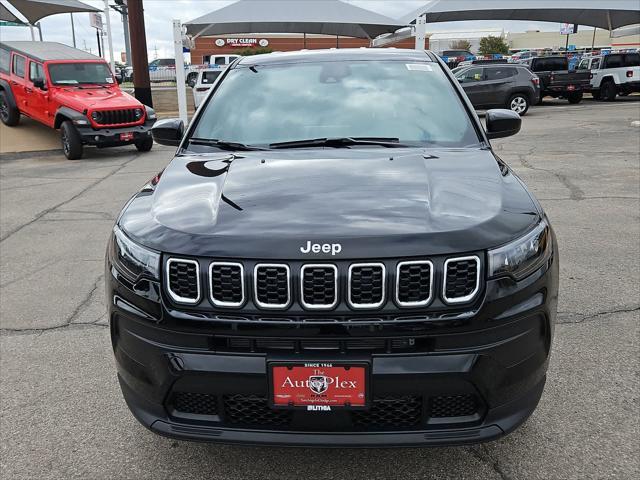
[485,109,521,140]
[151,118,184,146]
[33,77,46,90]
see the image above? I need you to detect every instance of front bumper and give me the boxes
[107,241,558,447]
[76,119,155,147]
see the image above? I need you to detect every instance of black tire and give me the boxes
[591,90,601,100]
[567,92,583,104]
[60,121,83,160]
[507,93,530,116]
[135,136,153,152]
[601,81,617,102]
[0,90,20,126]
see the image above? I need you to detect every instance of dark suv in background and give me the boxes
[454,64,540,115]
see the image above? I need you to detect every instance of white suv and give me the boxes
[578,52,640,101]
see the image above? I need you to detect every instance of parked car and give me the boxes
[439,49,475,68]
[510,50,537,62]
[107,48,558,447]
[577,52,640,101]
[191,67,224,108]
[454,64,540,115]
[0,41,156,160]
[520,56,590,104]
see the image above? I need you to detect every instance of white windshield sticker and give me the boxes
[106,77,114,83]
[406,64,433,72]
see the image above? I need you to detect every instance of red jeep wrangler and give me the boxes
[0,41,156,159]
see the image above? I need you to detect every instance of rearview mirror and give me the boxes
[485,109,521,140]
[33,77,46,90]
[151,118,184,146]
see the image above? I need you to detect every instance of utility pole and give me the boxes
[112,1,132,64]
[127,0,152,107]
[70,13,76,47]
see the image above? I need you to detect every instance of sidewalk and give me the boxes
[0,116,61,155]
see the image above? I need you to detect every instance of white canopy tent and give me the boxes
[1,0,114,70]
[401,0,640,31]
[0,0,98,24]
[184,0,406,39]
[402,0,640,49]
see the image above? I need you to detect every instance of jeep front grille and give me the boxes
[163,256,482,311]
[166,258,200,304]
[254,264,291,309]
[443,256,480,304]
[93,109,139,125]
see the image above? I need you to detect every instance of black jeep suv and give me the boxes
[106,49,558,447]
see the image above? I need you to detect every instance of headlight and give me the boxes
[109,225,160,282]
[134,108,144,119]
[488,218,552,280]
[91,111,102,122]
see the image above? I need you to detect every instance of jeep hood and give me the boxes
[55,86,142,111]
[119,148,540,259]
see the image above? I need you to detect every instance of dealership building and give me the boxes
[189,33,417,64]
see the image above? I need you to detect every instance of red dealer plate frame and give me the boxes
[269,362,369,410]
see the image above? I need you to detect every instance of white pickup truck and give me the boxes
[577,52,640,101]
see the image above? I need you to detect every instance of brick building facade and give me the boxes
[189,34,423,64]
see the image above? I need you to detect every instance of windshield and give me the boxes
[191,60,480,148]
[48,62,114,85]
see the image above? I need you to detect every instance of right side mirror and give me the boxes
[485,109,522,140]
[151,118,184,146]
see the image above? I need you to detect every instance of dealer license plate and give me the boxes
[120,132,134,141]
[271,362,367,409]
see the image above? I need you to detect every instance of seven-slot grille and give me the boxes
[443,256,480,304]
[348,263,386,309]
[164,257,481,310]
[301,264,338,309]
[254,264,291,309]
[166,259,200,304]
[93,109,139,125]
[396,261,433,307]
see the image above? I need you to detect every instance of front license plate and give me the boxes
[120,132,134,141]
[271,362,367,409]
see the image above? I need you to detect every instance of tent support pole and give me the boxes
[414,14,426,50]
[104,0,115,72]
[173,20,188,125]
[71,13,76,47]
[592,27,596,51]
[29,24,35,40]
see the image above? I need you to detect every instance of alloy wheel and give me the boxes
[510,96,527,114]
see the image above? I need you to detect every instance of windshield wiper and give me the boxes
[188,138,266,151]
[269,137,408,149]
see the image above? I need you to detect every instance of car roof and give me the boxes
[0,41,101,63]
[237,48,436,66]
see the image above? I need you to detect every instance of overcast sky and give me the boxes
[1,0,565,61]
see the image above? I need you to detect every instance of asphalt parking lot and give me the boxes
[1,97,639,479]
